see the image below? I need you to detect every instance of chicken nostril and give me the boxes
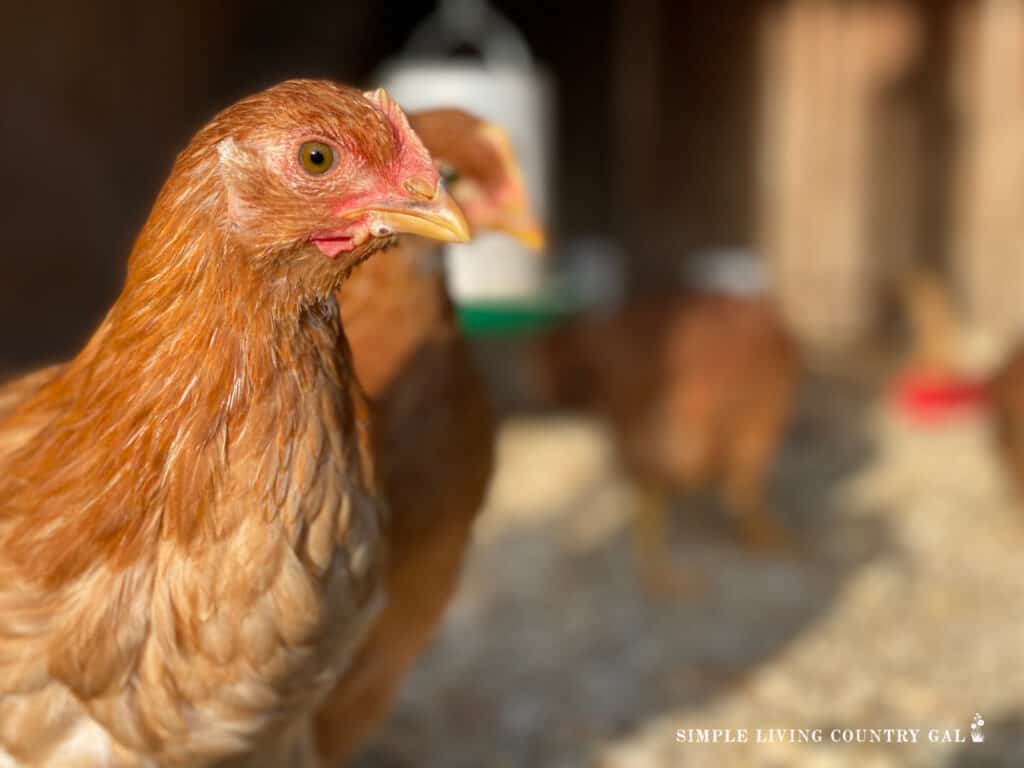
[373,224,393,237]
[403,176,437,201]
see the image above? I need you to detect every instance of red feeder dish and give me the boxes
[892,372,989,424]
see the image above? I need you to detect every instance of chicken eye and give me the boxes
[438,164,460,187]
[298,141,336,175]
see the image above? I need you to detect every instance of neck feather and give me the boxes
[0,180,362,587]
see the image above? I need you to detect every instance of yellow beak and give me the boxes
[363,185,470,244]
[503,218,547,251]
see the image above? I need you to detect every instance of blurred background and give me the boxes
[2,1,1024,766]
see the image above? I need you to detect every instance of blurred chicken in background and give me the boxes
[988,352,1024,496]
[313,108,543,765]
[535,251,800,593]
[987,342,1024,501]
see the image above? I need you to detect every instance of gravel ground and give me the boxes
[355,376,1024,768]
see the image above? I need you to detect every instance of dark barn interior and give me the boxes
[1,2,1023,766]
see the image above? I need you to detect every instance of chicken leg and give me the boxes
[631,482,703,596]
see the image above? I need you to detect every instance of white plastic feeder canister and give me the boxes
[375,0,554,302]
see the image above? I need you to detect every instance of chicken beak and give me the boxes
[501,215,546,252]
[365,186,470,244]
[472,122,546,252]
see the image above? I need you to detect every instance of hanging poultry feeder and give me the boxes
[375,0,558,333]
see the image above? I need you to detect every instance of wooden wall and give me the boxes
[757,0,923,347]
[953,0,1024,344]
[612,0,1024,352]
[758,0,1024,350]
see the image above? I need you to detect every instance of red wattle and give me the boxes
[311,237,354,259]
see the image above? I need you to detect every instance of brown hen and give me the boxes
[312,109,543,765]
[0,81,469,767]
[992,351,1024,496]
[538,292,799,592]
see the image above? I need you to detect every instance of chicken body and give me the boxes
[314,238,495,764]
[0,81,468,767]
[991,350,1024,496]
[540,294,799,589]
[312,110,541,764]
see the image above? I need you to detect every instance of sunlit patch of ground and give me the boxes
[356,379,1024,768]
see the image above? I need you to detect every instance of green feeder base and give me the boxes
[456,293,582,338]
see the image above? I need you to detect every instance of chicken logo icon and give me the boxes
[970,713,985,743]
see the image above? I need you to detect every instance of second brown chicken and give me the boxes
[312,109,543,765]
